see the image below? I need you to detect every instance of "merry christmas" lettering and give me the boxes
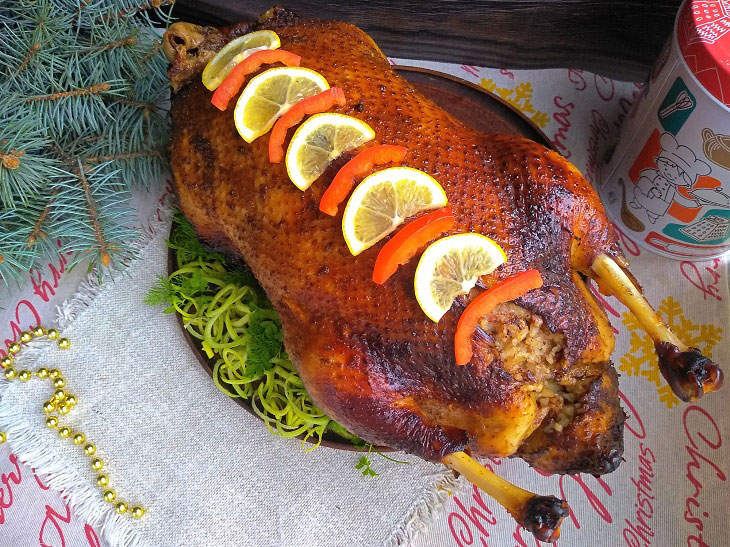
[681,405,726,547]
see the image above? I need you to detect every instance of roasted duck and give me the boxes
[163,7,723,540]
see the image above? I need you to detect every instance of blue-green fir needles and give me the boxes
[0,0,175,283]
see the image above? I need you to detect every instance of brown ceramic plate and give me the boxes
[170,66,553,451]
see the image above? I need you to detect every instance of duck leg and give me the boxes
[443,451,569,542]
[591,254,723,401]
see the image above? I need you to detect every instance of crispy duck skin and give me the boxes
[164,8,630,474]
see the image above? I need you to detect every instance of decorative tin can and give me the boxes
[599,0,730,260]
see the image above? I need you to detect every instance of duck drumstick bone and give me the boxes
[442,452,570,542]
[591,254,723,402]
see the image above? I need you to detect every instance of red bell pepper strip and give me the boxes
[268,87,346,163]
[210,49,302,111]
[319,145,408,216]
[372,207,454,285]
[454,269,544,366]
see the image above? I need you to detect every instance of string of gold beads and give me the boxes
[1,327,146,519]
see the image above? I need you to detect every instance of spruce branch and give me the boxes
[1,0,172,276]
[25,81,112,102]
[0,106,65,208]
[21,72,129,135]
[89,34,138,52]
[0,194,60,283]
[27,201,52,244]
[112,98,160,129]
[140,39,162,65]
[0,148,25,170]
[0,18,65,82]
[113,97,158,110]
[80,131,168,187]
[106,0,176,22]
[14,42,41,75]
[84,150,162,163]
[75,161,111,266]
[3,1,74,46]
[52,162,140,274]
[0,233,35,284]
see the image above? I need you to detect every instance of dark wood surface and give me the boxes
[173,65,552,451]
[172,1,681,82]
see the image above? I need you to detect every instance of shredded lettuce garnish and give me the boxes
[145,213,361,452]
[146,214,410,474]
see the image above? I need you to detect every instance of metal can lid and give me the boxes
[676,0,730,108]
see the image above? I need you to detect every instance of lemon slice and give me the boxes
[414,233,506,322]
[233,67,329,143]
[342,167,448,256]
[286,113,376,191]
[202,30,281,90]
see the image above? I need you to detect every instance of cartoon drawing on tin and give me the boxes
[629,132,727,223]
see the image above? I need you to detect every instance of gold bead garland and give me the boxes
[0,327,146,519]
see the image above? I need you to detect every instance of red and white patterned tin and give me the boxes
[599,0,730,260]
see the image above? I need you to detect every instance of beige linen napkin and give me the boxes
[0,226,460,547]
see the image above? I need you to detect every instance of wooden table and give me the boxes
[172,0,682,82]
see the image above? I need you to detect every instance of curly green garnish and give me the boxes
[147,214,411,474]
[147,213,355,452]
